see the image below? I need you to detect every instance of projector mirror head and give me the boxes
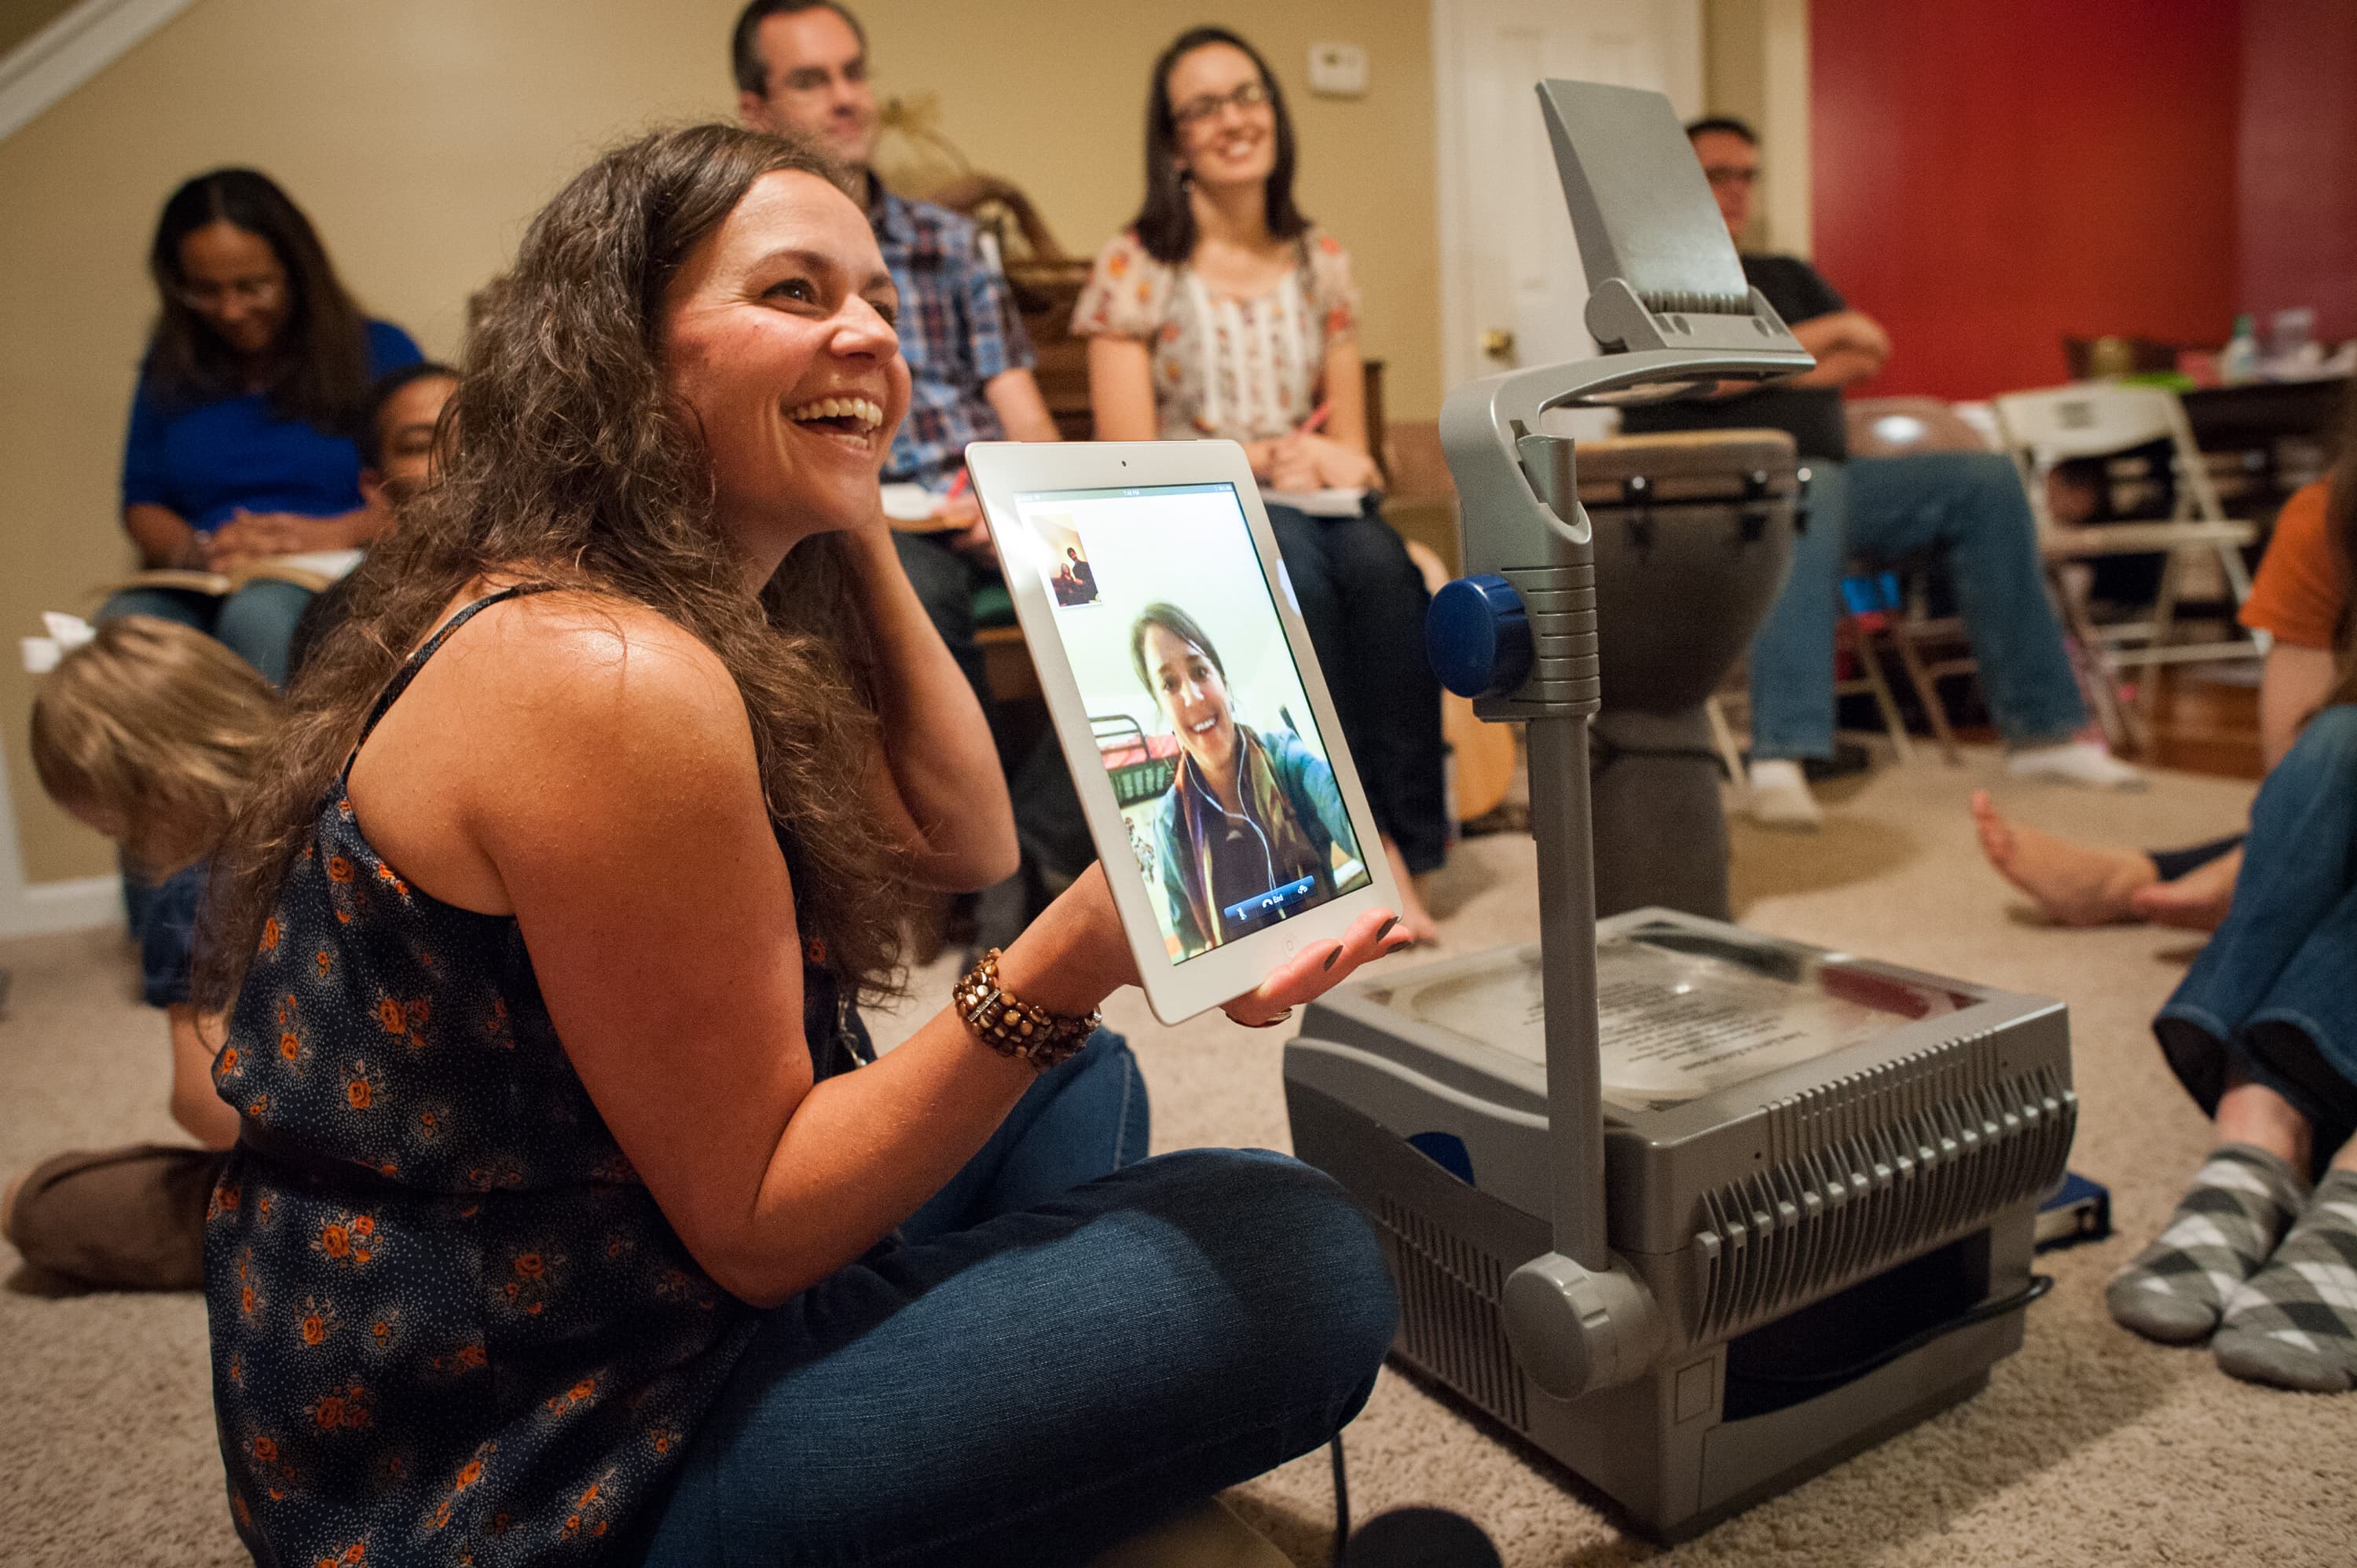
[1537,81,1812,388]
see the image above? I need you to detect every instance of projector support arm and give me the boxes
[1432,350,1809,1400]
[1417,76,1819,1401]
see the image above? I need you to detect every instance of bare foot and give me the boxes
[1381,837,1443,946]
[1970,789,2157,925]
[2131,846,2240,932]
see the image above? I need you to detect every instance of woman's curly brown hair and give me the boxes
[197,124,910,1009]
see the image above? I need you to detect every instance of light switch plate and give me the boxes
[1307,41,1368,97]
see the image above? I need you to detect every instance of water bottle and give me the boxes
[2220,313,2260,385]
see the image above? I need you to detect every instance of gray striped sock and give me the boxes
[2106,1143,2308,1345]
[2213,1170,2357,1393]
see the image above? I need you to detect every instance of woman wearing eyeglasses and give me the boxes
[107,168,422,687]
[1078,27,1449,943]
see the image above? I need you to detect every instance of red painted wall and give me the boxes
[1809,0,2243,400]
[2238,0,2357,345]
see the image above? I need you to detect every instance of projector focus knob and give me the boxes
[1426,573,1533,699]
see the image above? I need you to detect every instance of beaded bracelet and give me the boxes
[953,947,1100,1070]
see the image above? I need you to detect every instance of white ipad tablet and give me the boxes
[963,439,1401,1024]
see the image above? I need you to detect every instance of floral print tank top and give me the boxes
[203,588,870,1566]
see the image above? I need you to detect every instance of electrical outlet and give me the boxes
[1307,42,1368,97]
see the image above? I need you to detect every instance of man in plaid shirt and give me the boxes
[737,0,1084,937]
[735,0,1061,682]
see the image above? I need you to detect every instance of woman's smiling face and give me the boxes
[1146,622,1237,774]
[661,168,911,575]
[1167,42,1277,192]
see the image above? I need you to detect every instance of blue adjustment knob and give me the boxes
[1426,573,1532,699]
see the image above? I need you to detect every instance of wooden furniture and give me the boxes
[1404,539,1517,826]
[2180,375,2352,527]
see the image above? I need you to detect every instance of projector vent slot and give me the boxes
[1693,1064,2075,1341]
[1378,1196,1529,1433]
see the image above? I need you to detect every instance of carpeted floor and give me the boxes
[4,745,2352,1565]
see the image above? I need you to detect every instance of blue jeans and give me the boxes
[2157,705,2357,1174]
[642,1031,1398,1567]
[1747,453,2086,760]
[98,581,312,687]
[1266,501,1449,874]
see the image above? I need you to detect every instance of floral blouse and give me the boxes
[203,588,869,1566]
[1072,228,1360,444]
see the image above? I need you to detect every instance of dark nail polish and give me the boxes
[1374,916,1399,944]
[1323,946,1342,971]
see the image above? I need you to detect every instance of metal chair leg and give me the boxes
[2139,549,2183,722]
[2047,561,2142,754]
[1846,619,1915,764]
[1887,620,1963,764]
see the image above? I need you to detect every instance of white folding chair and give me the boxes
[1991,383,2263,750]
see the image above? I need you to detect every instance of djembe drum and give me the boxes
[1574,430,1802,919]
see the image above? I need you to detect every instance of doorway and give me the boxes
[1431,0,1704,392]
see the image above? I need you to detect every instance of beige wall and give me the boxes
[0,0,1441,887]
[1702,0,1809,255]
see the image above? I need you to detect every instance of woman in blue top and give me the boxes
[106,168,420,686]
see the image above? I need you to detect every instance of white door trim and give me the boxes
[1430,0,1705,392]
[0,0,200,145]
[0,752,119,937]
[1430,0,1479,396]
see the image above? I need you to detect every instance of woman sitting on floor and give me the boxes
[1972,393,2353,930]
[1076,26,1448,943]
[192,125,1403,1566]
[2102,438,2357,1392]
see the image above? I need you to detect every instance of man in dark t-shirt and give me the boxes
[1622,118,2140,826]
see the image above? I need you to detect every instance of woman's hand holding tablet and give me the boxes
[992,865,1413,1032]
[963,439,1410,1024]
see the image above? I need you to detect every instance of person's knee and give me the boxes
[1270,518,1342,616]
[2289,704,2357,773]
[1142,1149,1398,1376]
[1955,452,2036,522]
[214,585,307,682]
[1327,518,1422,595]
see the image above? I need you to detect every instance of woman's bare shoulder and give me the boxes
[350,587,762,912]
[440,588,732,708]
[377,588,753,801]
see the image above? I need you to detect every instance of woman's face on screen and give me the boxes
[1146,623,1237,774]
[662,169,911,570]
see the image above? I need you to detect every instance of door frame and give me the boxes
[1430,0,1706,392]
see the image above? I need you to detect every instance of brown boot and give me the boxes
[2,1144,227,1291]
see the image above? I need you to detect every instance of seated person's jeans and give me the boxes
[1747,454,2086,761]
[892,531,1093,888]
[99,581,313,688]
[643,1031,1396,1567]
[1265,500,1450,876]
[2155,705,2357,1177]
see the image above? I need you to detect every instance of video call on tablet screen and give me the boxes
[1008,482,1374,965]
